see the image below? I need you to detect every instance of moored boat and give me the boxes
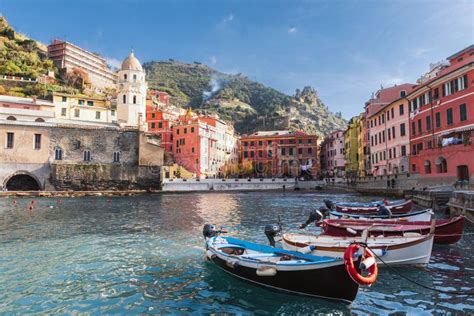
[337,199,406,207]
[329,208,433,221]
[335,199,413,214]
[282,232,434,266]
[203,224,374,303]
[320,216,466,244]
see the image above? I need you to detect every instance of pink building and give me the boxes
[365,84,414,175]
[321,130,345,178]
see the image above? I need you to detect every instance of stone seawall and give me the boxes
[51,163,160,191]
[162,178,324,192]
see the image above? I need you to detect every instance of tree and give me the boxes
[65,67,90,90]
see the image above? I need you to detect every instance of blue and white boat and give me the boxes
[203,224,362,303]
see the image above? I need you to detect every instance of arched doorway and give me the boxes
[4,172,41,191]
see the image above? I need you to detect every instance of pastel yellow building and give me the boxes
[53,93,116,123]
[344,116,360,178]
[356,113,366,177]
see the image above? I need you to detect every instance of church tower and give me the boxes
[117,50,148,128]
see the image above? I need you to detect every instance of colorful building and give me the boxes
[356,113,366,177]
[408,45,474,185]
[320,130,345,178]
[52,92,115,123]
[344,117,359,178]
[365,84,414,176]
[47,39,117,92]
[240,130,319,178]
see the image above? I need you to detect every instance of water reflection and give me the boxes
[0,192,472,314]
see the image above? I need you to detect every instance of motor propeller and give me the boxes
[203,224,227,239]
[324,199,335,210]
[264,224,282,247]
[377,205,392,218]
[299,206,329,229]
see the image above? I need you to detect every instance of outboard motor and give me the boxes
[264,224,281,247]
[203,224,218,239]
[378,205,392,218]
[300,209,324,229]
[324,199,335,210]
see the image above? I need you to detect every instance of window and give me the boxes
[447,108,453,125]
[400,123,406,136]
[433,87,439,100]
[436,157,447,173]
[425,160,432,174]
[133,74,137,81]
[6,132,14,148]
[61,108,67,116]
[298,148,303,154]
[35,118,45,122]
[184,128,187,134]
[418,119,422,133]
[388,129,391,140]
[133,95,137,104]
[298,139,302,144]
[281,148,286,155]
[6,116,16,121]
[192,147,195,153]
[268,140,273,145]
[96,111,101,119]
[83,150,91,162]
[460,103,467,121]
[113,151,120,163]
[55,147,63,160]
[412,122,416,135]
[151,113,156,119]
[250,151,254,158]
[62,96,67,102]
[87,101,94,106]
[151,122,156,129]
[123,95,126,104]
[258,151,263,158]
[191,127,194,133]
[158,122,163,128]
[243,151,248,158]
[412,164,416,172]
[289,148,294,156]
[250,141,255,146]
[400,90,406,98]
[124,74,127,80]
[34,134,41,149]
[259,140,263,146]
[427,140,433,149]
[268,150,273,157]
[435,112,441,128]
[391,108,394,119]
[177,129,180,135]
[308,147,313,154]
[392,126,395,139]
[426,116,431,131]
[243,141,248,147]
[78,99,84,105]
[401,145,406,156]
[74,109,80,118]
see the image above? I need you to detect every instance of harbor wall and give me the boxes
[162,178,324,192]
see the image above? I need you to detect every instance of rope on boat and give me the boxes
[359,243,474,296]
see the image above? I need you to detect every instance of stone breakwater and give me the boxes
[0,190,150,198]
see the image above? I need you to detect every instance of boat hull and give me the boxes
[282,234,434,266]
[321,216,465,244]
[335,200,412,214]
[207,252,359,303]
[329,209,433,222]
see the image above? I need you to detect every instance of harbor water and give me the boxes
[0,192,472,314]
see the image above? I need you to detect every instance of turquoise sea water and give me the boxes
[0,192,472,314]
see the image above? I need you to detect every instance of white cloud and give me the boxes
[105,57,122,70]
[217,14,234,28]
[288,27,297,34]
[210,55,218,65]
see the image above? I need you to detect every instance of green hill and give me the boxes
[144,60,346,135]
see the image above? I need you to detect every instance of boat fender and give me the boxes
[256,266,277,277]
[344,244,378,286]
[206,250,215,260]
[346,228,357,235]
[297,245,316,254]
[360,256,376,270]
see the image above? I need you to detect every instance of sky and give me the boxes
[1,0,473,119]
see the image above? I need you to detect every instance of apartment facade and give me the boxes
[408,45,474,185]
[53,93,115,123]
[240,130,319,178]
[47,39,117,91]
[320,130,345,178]
[365,84,414,176]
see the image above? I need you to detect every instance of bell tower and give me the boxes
[117,50,148,128]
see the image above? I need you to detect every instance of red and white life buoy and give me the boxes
[344,243,378,286]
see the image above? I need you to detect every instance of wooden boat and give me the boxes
[282,232,434,266]
[337,199,405,207]
[329,208,433,222]
[335,199,413,214]
[203,227,362,302]
[320,216,466,244]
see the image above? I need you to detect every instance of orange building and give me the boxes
[240,130,319,178]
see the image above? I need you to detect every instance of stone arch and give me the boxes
[6,115,16,121]
[3,171,42,191]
